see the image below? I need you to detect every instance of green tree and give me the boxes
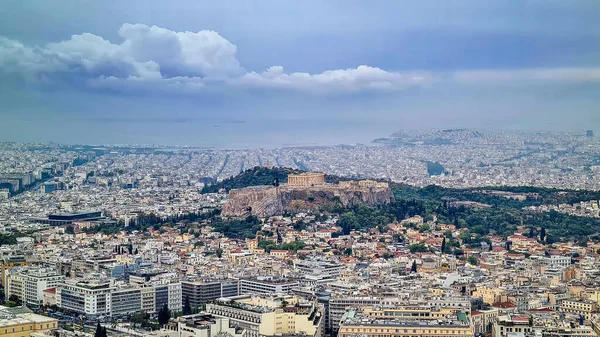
[94,321,107,337]
[540,227,546,242]
[344,248,353,256]
[158,303,171,326]
[410,260,417,273]
[441,237,446,254]
[419,224,431,233]
[65,226,75,234]
[183,296,192,315]
[409,243,428,253]
[216,248,223,258]
[467,256,478,265]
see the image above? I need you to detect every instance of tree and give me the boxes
[467,256,478,265]
[158,303,171,325]
[216,248,223,258]
[441,237,446,254]
[528,227,535,238]
[344,248,352,256]
[410,260,417,273]
[130,311,146,328]
[409,243,428,253]
[8,294,19,303]
[418,224,431,233]
[540,227,546,242]
[65,226,75,234]
[183,296,192,315]
[94,321,107,337]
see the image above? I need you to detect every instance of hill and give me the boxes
[201,166,303,193]
[201,166,352,193]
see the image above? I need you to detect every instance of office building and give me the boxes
[5,267,65,307]
[181,279,239,311]
[239,277,298,295]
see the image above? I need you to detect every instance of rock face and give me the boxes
[221,184,394,217]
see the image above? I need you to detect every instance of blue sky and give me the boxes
[1,1,599,146]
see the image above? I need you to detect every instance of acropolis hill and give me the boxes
[221,172,394,217]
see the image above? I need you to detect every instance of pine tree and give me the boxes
[158,303,171,325]
[183,296,192,315]
[410,260,417,273]
[94,321,106,337]
[441,237,446,254]
[540,228,546,242]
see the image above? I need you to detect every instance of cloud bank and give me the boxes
[1,23,600,95]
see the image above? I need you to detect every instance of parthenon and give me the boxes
[287,172,326,186]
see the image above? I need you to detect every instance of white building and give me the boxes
[6,267,65,307]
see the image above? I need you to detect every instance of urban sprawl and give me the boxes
[0,129,600,337]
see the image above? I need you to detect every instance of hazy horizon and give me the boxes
[1,1,599,146]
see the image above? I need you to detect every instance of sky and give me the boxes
[1,1,600,147]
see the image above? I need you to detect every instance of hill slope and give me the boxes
[201,166,303,193]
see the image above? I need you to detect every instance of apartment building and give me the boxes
[239,277,298,295]
[328,297,381,332]
[5,267,65,307]
[205,294,323,337]
[181,279,240,310]
[559,299,598,322]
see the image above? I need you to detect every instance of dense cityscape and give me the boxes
[1,1,600,336]
[0,129,599,337]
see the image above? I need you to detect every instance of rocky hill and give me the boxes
[221,184,394,217]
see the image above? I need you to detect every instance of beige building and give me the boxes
[175,314,246,337]
[473,286,507,305]
[269,250,289,259]
[230,252,255,265]
[287,172,325,186]
[559,299,598,322]
[338,310,473,337]
[362,307,463,320]
[205,294,323,337]
[0,306,58,337]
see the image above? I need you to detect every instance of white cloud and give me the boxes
[1,23,600,95]
[237,65,430,93]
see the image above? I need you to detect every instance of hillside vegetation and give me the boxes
[201,166,303,193]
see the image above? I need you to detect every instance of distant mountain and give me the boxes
[201,166,303,193]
